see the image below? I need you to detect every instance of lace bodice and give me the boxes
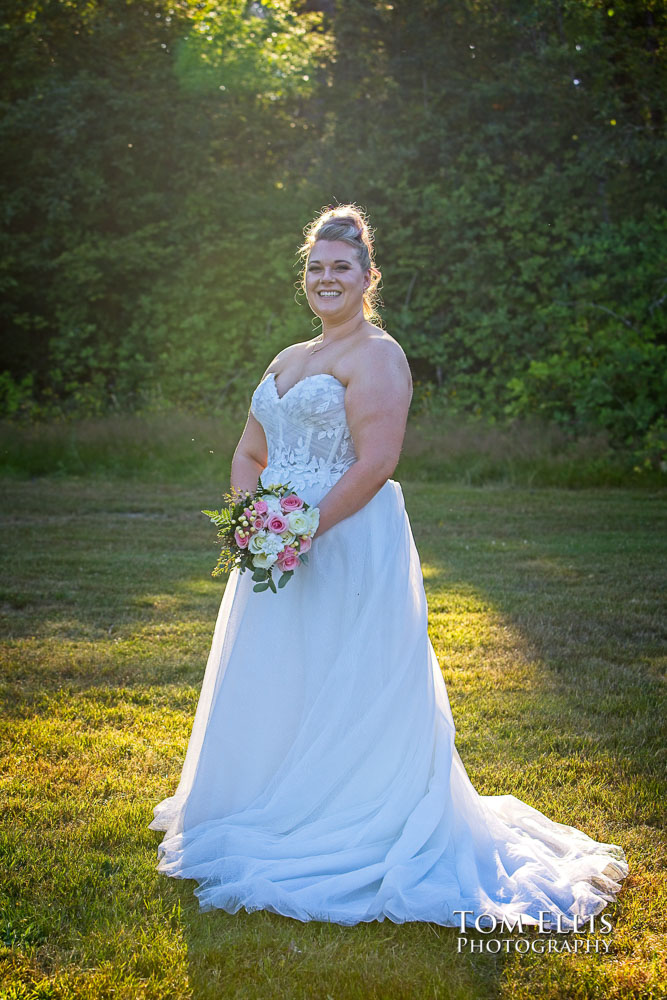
[250,371,357,505]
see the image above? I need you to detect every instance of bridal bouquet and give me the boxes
[202,482,319,593]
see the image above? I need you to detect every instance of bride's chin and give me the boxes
[309,303,345,320]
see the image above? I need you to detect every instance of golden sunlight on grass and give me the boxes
[0,478,664,999]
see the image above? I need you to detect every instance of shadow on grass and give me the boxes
[167,878,504,1000]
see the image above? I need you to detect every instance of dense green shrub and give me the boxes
[0,0,665,469]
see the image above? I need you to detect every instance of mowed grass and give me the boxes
[0,476,665,1000]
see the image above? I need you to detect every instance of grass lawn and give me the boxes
[0,476,665,999]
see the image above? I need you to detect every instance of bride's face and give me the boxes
[305,240,370,321]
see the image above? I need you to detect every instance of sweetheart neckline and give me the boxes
[267,371,346,401]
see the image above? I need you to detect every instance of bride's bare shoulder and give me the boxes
[352,326,413,393]
[261,342,307,377]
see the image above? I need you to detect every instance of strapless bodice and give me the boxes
[250,371,357,506]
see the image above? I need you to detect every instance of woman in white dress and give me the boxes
[149,204,629,929]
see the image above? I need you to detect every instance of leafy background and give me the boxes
[1,0,665,470]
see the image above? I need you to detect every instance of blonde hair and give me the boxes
[298,203,383,324]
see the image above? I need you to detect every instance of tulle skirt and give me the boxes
[149,478,628,928]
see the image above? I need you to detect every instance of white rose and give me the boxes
[304,506,320,534]
[281,529,296,546]
[288,510,310,535]
[248,532,267,554]
[252,551,278,569]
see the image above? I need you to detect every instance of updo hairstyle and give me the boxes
[298,204,383,324]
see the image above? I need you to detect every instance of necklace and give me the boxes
[308,319,365,355]
[309,334,327,355]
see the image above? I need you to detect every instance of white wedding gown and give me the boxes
[149,371,629,928]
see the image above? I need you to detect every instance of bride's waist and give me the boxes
[260,455,356,506]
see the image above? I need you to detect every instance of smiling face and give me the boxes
[304,240,371,323]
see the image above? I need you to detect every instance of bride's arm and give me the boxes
[230,351,291,493]
[314,345,413,538]
[230,410,268,494]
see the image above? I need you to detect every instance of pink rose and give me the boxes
[276,546,300,572]
[234,528,249,548]
[254,499,269,515]
[243,507,255,519]
[298,534,312,553]
[267,513,289,534]
[280,493,305,512]
[252,515,265,531]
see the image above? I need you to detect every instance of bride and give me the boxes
[149,204,629,929]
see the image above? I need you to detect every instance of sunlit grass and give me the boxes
[0,477,665,998]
